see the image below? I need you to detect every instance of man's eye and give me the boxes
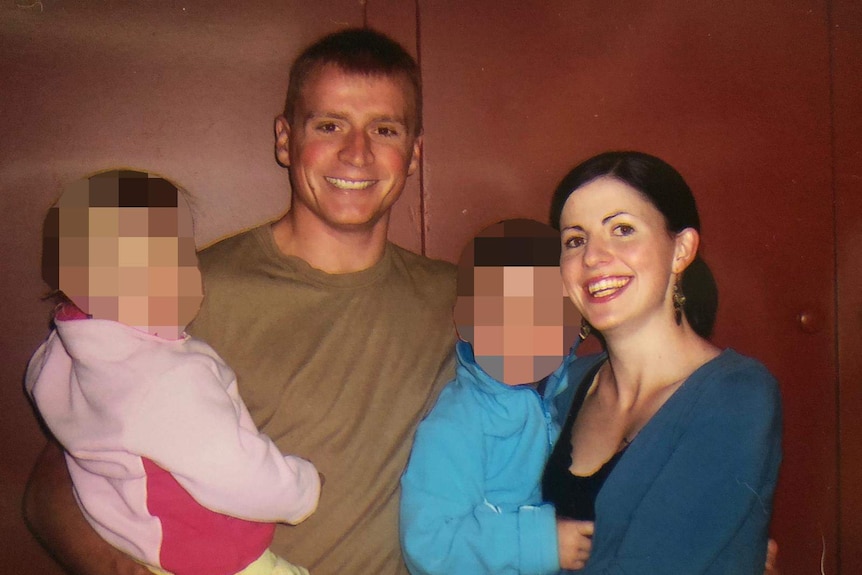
[316,122,339,133]
[375,126,399,137]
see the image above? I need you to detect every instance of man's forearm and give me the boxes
[22,440,150,575]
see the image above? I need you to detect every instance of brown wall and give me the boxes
[1,2,858,573]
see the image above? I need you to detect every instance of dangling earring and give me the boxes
[579,317,592,340]
[673,281,687,326]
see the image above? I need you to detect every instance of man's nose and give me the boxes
[339,129,373,167]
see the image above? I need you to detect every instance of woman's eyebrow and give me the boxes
[602,211,629,225]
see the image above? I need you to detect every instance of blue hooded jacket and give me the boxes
[400,340,603,575]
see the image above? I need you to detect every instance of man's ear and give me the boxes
[407,134,422,176]
[275,115,291,167]
[672,228,700,274]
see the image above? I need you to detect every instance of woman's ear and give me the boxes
[672,228,700,274]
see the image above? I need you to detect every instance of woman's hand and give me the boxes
[765,538,780,575]
[557,518,594,570]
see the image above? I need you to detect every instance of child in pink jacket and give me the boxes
[26,170,320,575]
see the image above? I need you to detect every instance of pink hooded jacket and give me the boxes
[26,317,320,575]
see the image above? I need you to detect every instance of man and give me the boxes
[23,28,457,575]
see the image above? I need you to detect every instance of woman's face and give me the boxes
[559,176,686,337]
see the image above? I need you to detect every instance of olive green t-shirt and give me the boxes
[188,224,457,575]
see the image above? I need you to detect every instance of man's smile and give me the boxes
[325,176,376,190]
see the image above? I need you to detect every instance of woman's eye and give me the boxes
[564,235,586,249]
[614,224,635,236]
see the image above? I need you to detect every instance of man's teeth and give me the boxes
[588,277,629,297]
[325,177,374,190]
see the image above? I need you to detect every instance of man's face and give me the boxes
[275,65,421,236]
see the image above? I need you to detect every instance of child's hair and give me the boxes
[456,219,561,299]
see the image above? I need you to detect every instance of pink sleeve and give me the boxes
[125,358,320,524]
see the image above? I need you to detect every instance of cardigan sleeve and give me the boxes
[123,357,321,525]
[594,359,782,574]
[400,381,560,575]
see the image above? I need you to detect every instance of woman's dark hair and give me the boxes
[549,151,718,338]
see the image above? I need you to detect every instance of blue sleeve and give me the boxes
[595,362,782,574]
[400,382,560,575]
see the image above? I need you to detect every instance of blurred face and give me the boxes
[58,204,202,340]
[455,266,574,385]
[275,65,421,236]
[559,177,686,337]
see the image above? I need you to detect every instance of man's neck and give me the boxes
[271,210,390,274]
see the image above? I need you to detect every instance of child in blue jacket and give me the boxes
[400,219,595,574]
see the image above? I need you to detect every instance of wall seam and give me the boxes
[826,0,841,569]
[415,0,427,256]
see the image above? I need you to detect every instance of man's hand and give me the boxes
[23,440,150,575]
[557,518,594,571]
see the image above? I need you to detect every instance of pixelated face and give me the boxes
[49,172,203,340]
[454,220,581,386]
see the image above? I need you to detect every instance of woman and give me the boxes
[542,151,782,573]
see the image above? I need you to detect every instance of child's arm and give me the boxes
[125,359,320,524]
[400,383,560,575]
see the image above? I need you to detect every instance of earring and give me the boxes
[673,281,687,326]
[579,317,592,340]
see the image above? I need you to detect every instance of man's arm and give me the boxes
[22,440,150,575]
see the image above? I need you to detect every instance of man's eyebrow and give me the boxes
[374,115,408,126]
[304,111,348,123]
[304,112,408,126]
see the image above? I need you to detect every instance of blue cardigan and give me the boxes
[556,349,783,574]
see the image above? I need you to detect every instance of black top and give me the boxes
[542,363,627,521]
